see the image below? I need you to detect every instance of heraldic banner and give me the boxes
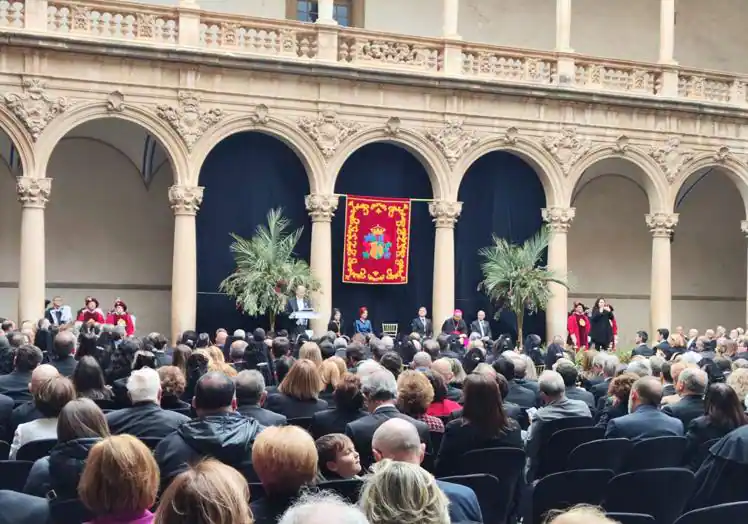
[342,195,412,284]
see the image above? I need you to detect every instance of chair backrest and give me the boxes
[537,426,605,478]
[49,498,93,524]
[318,478,364,504]
[0,440,10,460]
[604,468,696,524]
[532,416,592,480]
[288,417,313,430]
[17,438,57,461]
[248,482,266,502]
[623,436,687,472]
[0,460,35,492]
[673,501,748,524]
[688,438,721,471]
[533,469,614,524]
[430,431,443,453]
[569,438,633,472]
[439,474,501,524]
[606,513,657,524]
[381,323,398,336]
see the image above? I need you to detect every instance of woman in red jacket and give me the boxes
[77,297,105,325]
[567,302,590,351]
[106,300,135,336]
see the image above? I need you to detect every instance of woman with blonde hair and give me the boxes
[203,346,237,377]
[319,358,341,405]
[264,359,328,419]
[360,459,449,524]
[299,342,323,368]
[544,505,619,523]
[79,434,159,524]
[328,355,348,378]
[155,459,252,524]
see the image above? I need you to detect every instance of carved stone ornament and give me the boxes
[645,212,679,238]
[426,119,479,167]
[542,127,591,176]
[168,185,204,215]
[4,78,69,141]
[305,194,339,222]
[250,104,269,125]
[503,126,519,145]
[297,110,362,158]
[741,220,748,238]
[384,117,401,137]
[107,90,125,112]
[613,135,630,154]
[541,207,576,233]
[157,92,223,151]
[648,137,695,184]
[713,145,732,163]
[428,200,463,228]
[16,177,51,208]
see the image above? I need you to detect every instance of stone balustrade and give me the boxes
[5,0,748,108]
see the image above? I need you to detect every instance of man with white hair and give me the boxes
[526,370,591,480]
[279,492,369,524]
[106,367,189,439]
[626,359,653,378]
[345,369,431,469]
[233,329,246,339]
[381,335,394,351]
[371,418,482,524]
[589,353,620,403]
[411,351,432,370]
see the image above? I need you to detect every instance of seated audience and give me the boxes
[154,459,252,524]
[379,351,403,380]
[264,359,328,419]
[107,367,189,439]
[24,398,109,499]
[144,332,172,367]
[73,356,113,402]
[250,425,319,524]
[605,376,684,440]
[234,369,287,426]
[397,370,444,432]
[0,344,43,402]
[157,366,191,411]
[10,375,75,459]
[79,435,159,524]
[310,373,366,439]
[424,369,461,418]
[171,345,192,377]
[48,331,77,377]
[315,433,361,481]
[726,366,748,401]
[662,367,707,428]
[626,358,653,378]
[278,492,369,524]
[692,423,748,510]
[9,364,59,439]
[595,373,637,429]
[555,358,595,410]
[155,372,264,488]
[589,354,619,403]
[546,505,619,524]
[430,358,462,402]
[493,357,536,408]
[319,359,341,406]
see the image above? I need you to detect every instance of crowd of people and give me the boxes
[0,300,746,523]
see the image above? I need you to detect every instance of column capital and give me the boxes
[646,212,679,237]
[542,206,576,233]
[741,220,748,238]
[429,200,462,228]
[169,185,204,215]
[16,177,51,208]
[305,194,339,222]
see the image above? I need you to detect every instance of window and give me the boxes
[288,0,363,28]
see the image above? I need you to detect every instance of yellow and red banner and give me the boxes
[342,195,411,284]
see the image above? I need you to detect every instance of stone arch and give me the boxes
[453,136,565,205]
[0,105,36,176]
[672,152,748,217]
[327,127,451,199]
[190,114,326,192]
[569,145,669,212]
[36,102,188,184]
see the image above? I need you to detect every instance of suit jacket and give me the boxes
[436,479,483,524]
[44,306,73,326]
[345,405,431,468]
[236,404,287,427]
[286,296,312,333]
[505,380,537,408]
[0,371,32,402]
[9,402,42,442]
[662,383,676,397]
[106,402,189,439]
[49,356,77,377]
[263,393,328,420]
[566,386,596,410]
[590,377,613,403]
[435,418,522,476]
[410,317,433,338]
[661,394,705,429]
[605,404,684,441]
[0,394,13,443]
[469,319,492,339]
[632,344,654,357]
[310,408,367,439]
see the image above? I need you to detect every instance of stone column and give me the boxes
[17,177,51,323]
[443,0,460,38]
[555,0,573,52]
[542,207,575,343]
[169,185,203,343]
[317,0,336,24]
[742,221,748,328]
[429,201,462,330]
[646,212,678,336]
[306,194,339,335]
[659,0,676,64]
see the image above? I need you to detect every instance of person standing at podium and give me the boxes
[410,306,433,338]
[286,285,312,336]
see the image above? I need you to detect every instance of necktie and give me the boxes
[55,310,61,325]
[480,321,484,337]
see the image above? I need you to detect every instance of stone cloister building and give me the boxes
[1,0,748,343]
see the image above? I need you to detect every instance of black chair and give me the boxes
[92,398,117,410]
[569,439,633,472]
[0,440,10,460]
[457,447,526,524]
[318,478,364,504]
[603,468,696,524]
[48,498,93,524]
[622,436,687,472]
[537,426,605,478]
[288,417,312,431]
[532,469,614,524]
[686,438,720,471]
[139,437,162,451]
[532,416,592,481]
[606,513,656,524]
[16,438,57,461]
[0,460,34,492]
[422,452,436,473]
[430,431,443,454]
[441,474,501,524]
[248,482,266,502]
[673,501,748,524]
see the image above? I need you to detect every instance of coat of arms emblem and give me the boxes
[362,225,392,260]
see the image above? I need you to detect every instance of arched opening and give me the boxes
[45,118,174,334]
[0,129,24,320]
[455,151,547,342]
[196,132,311,334]
[331,142,434,334]
[672,167,746,331]
[569,158,654,343]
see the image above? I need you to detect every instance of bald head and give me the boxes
[371,418,424,465]
[230,339,248,362]
[30,364,60,393]
[431,358,454,382]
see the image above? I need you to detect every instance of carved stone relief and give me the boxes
[168,185,204,215]
[426,119,479,167]
[157,91,223,151]
[305,194,339,222]
[648,136,695,183]
[297,109,361,158]
[542,127,591,176]
[250,104,269,125]
[428,200,463,228]
[646,212,679,238]
[106,90,125,112]
[4,78,69,140]
[384,117,401,137]
[542,207,576,233]
[17,177,51,208]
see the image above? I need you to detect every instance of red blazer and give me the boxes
[567,313,590,350]
[77,310,105,324]
[611,317,619,349]
[106,312,135,336]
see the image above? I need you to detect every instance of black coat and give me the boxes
[632,344,654,358]
[435,418,522,477]
[691,425,748,510]
[449,401,523,425]
[106,402,189,439]
[605,405,684,441]
[237,404,288,427]
[662,394,705,429]
[566,386,596,411]
[590,377,612,403]
[24,437,101,500]
[589,308,614,347]
[0,393,14,442]
[505,381,537,409]
[0,371,32,402]
[683,415,738,470]
[263,393,328,420]
[49,356,77,378]
[410,317,433,338]
[310,408,367,439]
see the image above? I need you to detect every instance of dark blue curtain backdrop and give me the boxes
[455,152,546,343]
[196,132,311,334]
[332,143,434,335]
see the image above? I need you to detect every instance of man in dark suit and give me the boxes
[589,353,619,404]
[605,376,684,441]
[371,418,482,524]
[632,330,654,358]
[555,358,595,411]
[47,330,77,377]
[654,328,672,358]
[469,310,492,340]
[345,369,431,469]
[235,369,287,427]
[285,285,313,337]
[662,368,707,429]
[0,393,14,443]
[409,306,433,338]
[0,345,43,402]
[493,357,537,408]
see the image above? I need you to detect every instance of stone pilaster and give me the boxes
[17,177,51,323]
[429,200,462,328]
[646,212,678,335]
[306,194,339,334]
[542,207,575,342]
